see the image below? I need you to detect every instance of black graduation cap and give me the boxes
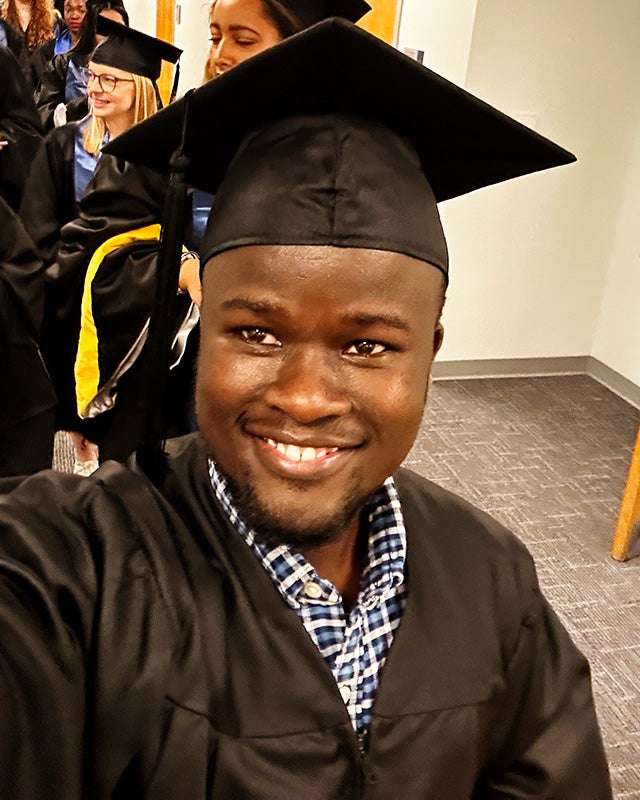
[280,0,370,26]
[93,16,182,81]
[103,18,575,477]
[105,17,574,213]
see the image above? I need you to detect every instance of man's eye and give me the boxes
[238,327,281,346]
[343,340,388,356]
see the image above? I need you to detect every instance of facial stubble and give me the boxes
[214,459,374,551]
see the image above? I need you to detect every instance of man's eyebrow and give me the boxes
[220,298,284,314]
[219,301,412,331]
[344,312,412,333]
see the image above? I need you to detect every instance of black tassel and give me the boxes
[136,90,193,483]
[170,61,181,103]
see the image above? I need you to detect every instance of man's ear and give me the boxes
[433,323,444,358]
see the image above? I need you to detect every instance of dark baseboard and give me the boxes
[432,356,640,409]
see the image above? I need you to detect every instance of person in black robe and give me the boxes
[0,44,42,210]
[0,19,612,799]
[0,196,56,475]
[0,16,25,58]
[33,0,129,132]
[28,0,86,93]
[20,18,181,471]
[0,0,58,89]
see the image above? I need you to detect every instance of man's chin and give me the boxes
[219,466,367,551]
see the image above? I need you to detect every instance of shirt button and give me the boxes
[339,684,351,704]
[304,581,323,600]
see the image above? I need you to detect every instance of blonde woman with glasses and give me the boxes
[19,18,181,473]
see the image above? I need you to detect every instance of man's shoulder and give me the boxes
[0,435,209,597]
[0,434,205,533]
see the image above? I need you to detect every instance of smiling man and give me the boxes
[0,18,612,800]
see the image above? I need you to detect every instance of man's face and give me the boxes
[196,245,444,548]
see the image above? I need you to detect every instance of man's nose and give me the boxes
[262,347,352,424]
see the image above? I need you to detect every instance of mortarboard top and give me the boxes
[93,16,182,81]
[280,0,371,26]
[105,17,575,208]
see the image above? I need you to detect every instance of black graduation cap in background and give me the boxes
[93,16,182,82]
[280,0,371,26]
[104,18,575,478]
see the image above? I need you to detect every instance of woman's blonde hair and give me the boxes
[83,72,158,155]
[0,0,56,50]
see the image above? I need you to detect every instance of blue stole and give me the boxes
[54,28,73,55]
[65,53,87,102]
[74,117,106,204]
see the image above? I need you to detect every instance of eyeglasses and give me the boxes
[81,67,134,93]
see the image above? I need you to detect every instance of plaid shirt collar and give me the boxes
[208,461,406,610]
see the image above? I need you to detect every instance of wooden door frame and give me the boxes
[612,425,640,561]
[156,0,176,105]
[358,0,403,45]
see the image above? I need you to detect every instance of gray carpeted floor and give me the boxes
[55,374,640,796]
[405,374,640,798]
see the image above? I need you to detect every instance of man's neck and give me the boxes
[301,520,368,611]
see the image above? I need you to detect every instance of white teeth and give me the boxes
[265,438,337,462]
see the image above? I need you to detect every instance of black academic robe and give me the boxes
[33,51,88,131]
[0,46,43,210]
[19,120,76,266]
[0,197,56,475]
[0,433,612,798]
[45,154,196,454]
[28,36,55,89]
[0,20,32,88]
[0,19,24,61]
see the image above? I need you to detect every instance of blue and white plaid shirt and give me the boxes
[209,461,408,732]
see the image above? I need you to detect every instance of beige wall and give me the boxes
[125,0,156,38]
[397,0,478,86]
[592,121,640,385]
[399,0,640,386]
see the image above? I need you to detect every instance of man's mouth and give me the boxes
[263,437,340,463]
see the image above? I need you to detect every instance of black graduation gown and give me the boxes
[0,20,32,88]
[33,51,89,131]
[0,19,24,62]
[28,37,55,89]
[19,121,76,266]
[0,197,56,475]
[45,154,196,455]
[17,122,85,434]
[0,46,43,211]
[0,433,612,798]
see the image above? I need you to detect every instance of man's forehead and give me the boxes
[202,244,443,305]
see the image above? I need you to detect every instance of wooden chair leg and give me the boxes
[612,424,640,561]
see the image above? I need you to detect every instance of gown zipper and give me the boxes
[356,728,376,785]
